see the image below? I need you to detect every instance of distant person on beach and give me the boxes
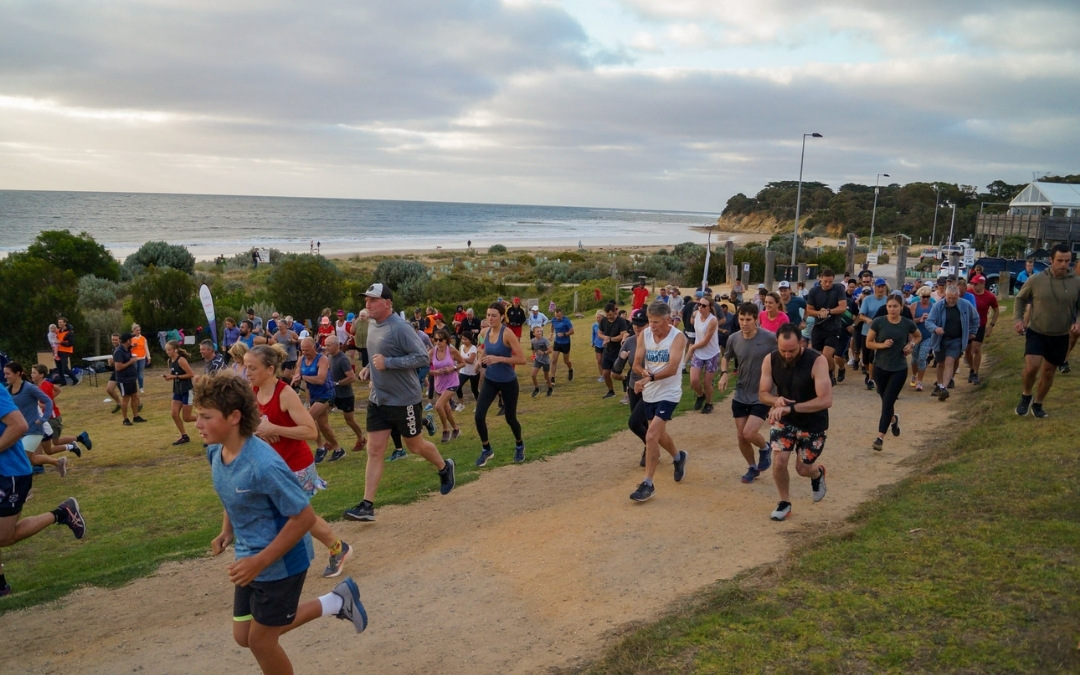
[344,283,455,523]
[317,241,321,254]
[628,301,688,503]
[474,301,527,466]
[467,239,472,250]
[251,248,260,269]
[0,383,85,598]
[196,373,366,675]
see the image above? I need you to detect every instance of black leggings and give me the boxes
[456,372,480,400]
[475,378,522,444]
[627,386,647,445]
[873,367,907,435]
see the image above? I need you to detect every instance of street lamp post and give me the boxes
[868,172,890,255]
[931,184,940,248]
[791,132,823,266]
[947,201,957,247]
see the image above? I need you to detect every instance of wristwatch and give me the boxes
[648,373,655,381]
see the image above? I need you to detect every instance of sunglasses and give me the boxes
[698,303,710,307]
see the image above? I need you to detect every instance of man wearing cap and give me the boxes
[506,298,527,338]
[856,279,890,389]
[1012,243,1080,417]
[246,308,263,336]
[753,284,768,312]
[344,283,456,523]
[335,310,350,345]
[963,274,998,385]
[527,305,548,332]
[778,281,806,330]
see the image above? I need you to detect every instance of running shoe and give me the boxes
[423,413,436,436]
[438,458,456,494]
[770,501,791,521]
[865,376,875,391]
[454,402,465,413]
[352,437,367,452]
[830,374,836,386]
[872,438,883,452]
[132,415,147,423]
[329,448,346,462]
[172,434,190,446]
[568,368,574,381]
[344,501,375,522]
[77,431,93,451]
[123,418,133,427]
[1032,403,1048,419]
[693,395,705,411]
[387,448,407,461]
[639,448,646,468]
[596,377,605,383]
[497,405,505,416]
[424,403,433,412]
[673,450,688,482]
[57,456,68,478]
[603,390,615,399]
[111,405,121,414]
[971,374,981,385]
[441,431,450,443]
[476,447,494,467]
[967,371,975,384]
[937,386,950,401]
[451,428,461,440]
[547,387,553,397]
[56,497,85,539]
[891,414,900,437]
[331,577,368,633]
[757,447,772,472]
[1015,394,1032,416]
[620,395,629,405]
[741,466,761,484]
[948,378,955,389]
[837,368,846,383]
[323,541,352,578]
[910,376,917,387]
[915,382,923,392]
[314,446,329,463]
[701,403,714,414]
[0,583,11,597]
[67,443,81,458]
[514,443,525,463]
[811,466,827,502]
[532,387,539,398]
[629,481,655,502]
[1059,361,1071,374]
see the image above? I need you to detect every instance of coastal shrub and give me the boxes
[535,281,547,294]
[536,261,570,283]
[811,250,848,275]
[672,242,705,260]
[77,274,123,310]
[0,256,85,362]
[488,244,507,254]
[396,275,430,308]
[23,229,122,281]
[425,274,502,308]
[373,259,430,291]
[267,255,344,325]
[129,267,201,336]
[642,254,685,281]
[517,254,536,267]
[878,252,891,264]
[549,278,620,314]
[83,308,126,342]
[124,241,196,277]
[686,247,765,288]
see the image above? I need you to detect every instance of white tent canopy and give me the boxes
[1009,182,1080,217]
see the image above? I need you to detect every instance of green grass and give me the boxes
[1,313,700,612]
[579,304,1080,673]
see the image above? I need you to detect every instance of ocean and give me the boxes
[0,190,721,261]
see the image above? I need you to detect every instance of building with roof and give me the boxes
[977,181,1080,253]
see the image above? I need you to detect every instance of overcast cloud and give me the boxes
[0,0,1076,210]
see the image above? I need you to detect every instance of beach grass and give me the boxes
[577,308,1080,673]
[0,313,698,612]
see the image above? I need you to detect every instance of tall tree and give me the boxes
[24,229,121,281]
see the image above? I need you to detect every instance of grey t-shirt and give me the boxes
[367,313,429,406]
[869,316,917,373]
[328,350,354,398]
[531,336,551,366]
[724,328,777,404]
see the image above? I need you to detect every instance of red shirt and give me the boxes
[632,286,650,311]
[971,290,999,327]
[40,379,61,418]
[254,379,313,472]
[317,322,334,347]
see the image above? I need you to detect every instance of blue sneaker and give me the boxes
[314,446,328,464]
[514,443,525,463]
[423,413,436,436]
[77,431,93,451]
[757,447,772,472]
[476,447,494,467]
[332,577,368,633]
[673,450,688,483]
[387,448,407,461]
[438,458,455,495]
[741,466,761,484]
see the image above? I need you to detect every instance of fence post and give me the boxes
[764,251,776,290]
[725,240,735,287]
[846,233,857,277]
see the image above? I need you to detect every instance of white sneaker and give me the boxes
[454,403,465,413]
[770,502,791,520]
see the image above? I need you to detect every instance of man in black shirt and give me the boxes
[598,302,631,398]
[459,308,482,343]
[506,297,527,339]
[805,268,848,384]
[114,333,146,426]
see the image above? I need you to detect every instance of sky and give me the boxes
[1,0,1078,212]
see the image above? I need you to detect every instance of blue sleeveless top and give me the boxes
[483,325,516,383]
[300,353,334,400]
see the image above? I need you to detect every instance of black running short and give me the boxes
[0,474,33,518]
[1025,329,1070,366]
[811,329,844,353]
[334,395,356,413]
[552,342,571,354]
[731,400,770,420]
[970,325,986,344]
[366,401,424,438]
[233,570,306,627]
[117,381,138,397]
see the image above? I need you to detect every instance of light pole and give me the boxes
[946,201,957,247]
[931,184,940,248]
[791,132,823,265]
[868,172,890,255]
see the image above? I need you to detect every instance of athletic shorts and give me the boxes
[117,381,138,397]
[1025,329,1070,366]
[172,390,194,405]
[684,332,695,342]
[309,397,333,406]
[935,337,964,361]
[691,353,720,373]
[334,395,356,413]
[811,329,844,353]
[532,362,550,373]
[366,401,424,438]
[295,463,327,498]
[768,423,827,465]
[641,399,679,421]
[0,474,33,517]
[45,416,63,441]
[731,400,770,420]
[552,342,571,354]
[601,351,619,370]
[233,570,307,627]
[593,345,604,354]
[970,325,986,344]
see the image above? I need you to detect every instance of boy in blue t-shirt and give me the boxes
[0,385,85,597]
[549,307,575,383]
[194,373,367,674]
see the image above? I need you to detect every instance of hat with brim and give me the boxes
[362,283,393,300]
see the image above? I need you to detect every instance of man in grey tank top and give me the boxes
[719,303,777,485]
[343,283,455,523]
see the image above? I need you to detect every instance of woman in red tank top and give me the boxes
[244,344,355,578]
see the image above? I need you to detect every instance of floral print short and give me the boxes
[768,423,826,465]
[295,463,328,498]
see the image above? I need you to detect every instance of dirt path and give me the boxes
[3,372,970,674]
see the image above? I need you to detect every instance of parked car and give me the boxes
[971,257,1049,295]
[921,248,940,261]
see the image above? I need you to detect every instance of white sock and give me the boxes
[320,591,344,617]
